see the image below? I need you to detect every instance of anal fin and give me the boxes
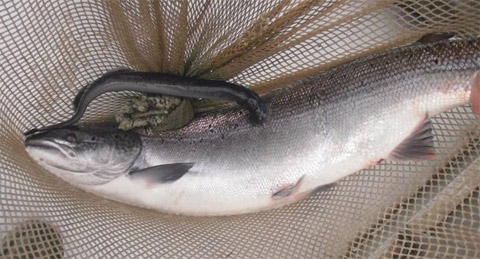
[388,117,435,161]
[128,162,194,184]
[470,71,480,116]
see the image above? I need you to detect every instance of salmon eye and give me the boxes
[66,133,78,143]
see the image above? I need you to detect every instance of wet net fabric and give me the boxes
[1,0,479,258]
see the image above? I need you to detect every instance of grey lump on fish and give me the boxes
[24,70,269,136]
[115,95,194,132]
[25,38,480,216]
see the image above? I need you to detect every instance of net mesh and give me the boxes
[1,0,479,258]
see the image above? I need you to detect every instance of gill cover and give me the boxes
[25,127,142,185]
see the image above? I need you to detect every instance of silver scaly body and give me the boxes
[26,38,480,216]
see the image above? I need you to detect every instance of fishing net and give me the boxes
[1,0,479,258]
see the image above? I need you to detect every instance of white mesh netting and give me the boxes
[1,1,479,258]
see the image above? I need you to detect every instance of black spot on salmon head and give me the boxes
[24,127,142,184]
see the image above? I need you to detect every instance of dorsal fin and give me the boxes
[416,32,454,44]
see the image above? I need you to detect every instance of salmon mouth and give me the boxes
[25,140,89,173]
[25,139,76,159]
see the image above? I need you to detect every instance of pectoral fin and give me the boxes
[128,162,194,183]
[388,117,435,161]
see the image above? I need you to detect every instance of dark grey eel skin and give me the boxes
[25,70,268,136]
